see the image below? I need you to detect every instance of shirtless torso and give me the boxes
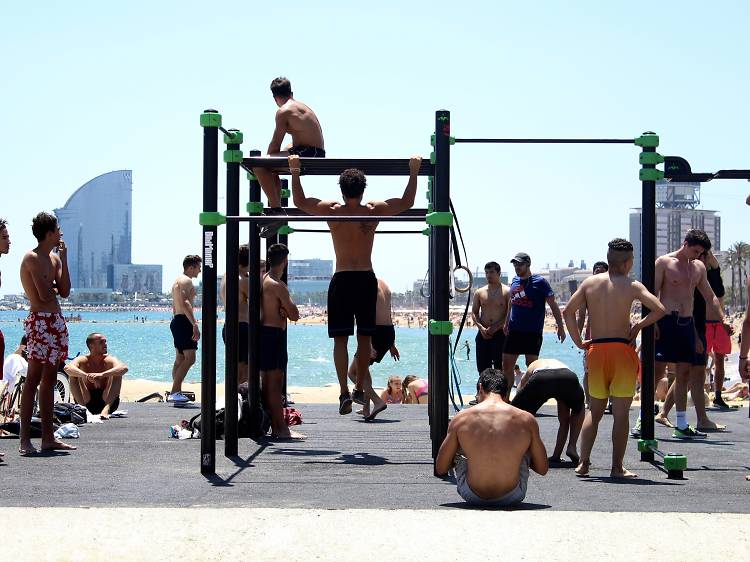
[172,274,197,318]
[261,272,299,329]
[375,279,393,325]
[220,270,250,323]
[20,246,65,314]
[271,99,324,153]
[655,251,706,316]
[472,282,510,337]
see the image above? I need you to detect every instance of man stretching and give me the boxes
[436,368,548,507]
[253,77,325,238]
[18,212,76,455]
[261,244,303,440]
[65,333,128,419]
[289,153,421,415]
[512,359,585,466]
[0,218,10,363]
[563,238,665,478]
[169,255,201,404]
[472,261,510,374]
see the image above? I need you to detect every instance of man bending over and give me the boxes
[436,368,548,507]
[65,333,128,419]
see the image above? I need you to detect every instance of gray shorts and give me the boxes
[454,454,529,507]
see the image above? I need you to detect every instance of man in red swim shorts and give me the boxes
[18,212,76,456]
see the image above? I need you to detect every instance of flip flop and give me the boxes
[364,403,387,422]
[18,447,38,456]
[270,433,306,441]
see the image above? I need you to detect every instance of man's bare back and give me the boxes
[375,279,393,325]
[275,99,324,152]
[655,251,705,315]
[328,205,378,271]
[172,275,196,316]
[20,248,63,313]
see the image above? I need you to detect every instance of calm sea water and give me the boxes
[0,310,587,396]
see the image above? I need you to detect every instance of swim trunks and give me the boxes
[288,146,326,158]
[693,332,708,367]
[327,270,377,338]
[170,314,198,353]
[454,453,529,507]
[511,367,584,414]
[222,321,250,364]
[23,311,69,368]
[85,388,120,416]
[705,321,731,355]
[586,338,639,399]
[503,330,543,357]
[259,326,288,372]
[475,330,505,372]
[370,325,395,364]
[655,313,696,364]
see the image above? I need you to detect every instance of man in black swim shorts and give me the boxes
[168,255,201,405]
[511,359,585,466]
[289,153,422,415]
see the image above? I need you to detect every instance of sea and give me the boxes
[0,310,588,398]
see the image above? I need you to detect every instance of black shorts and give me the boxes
[170,314,198,353]
[222,321,250,364]
[475,331,505,372]
[259,326,288,372]
[86,388,120,416]
[693,331,707,367]
[655,313,696,364]
[288,145,326,157]
[327,271,377,337]
[503,330,543,357]
[511,368,584,415]
[370,325,396,364]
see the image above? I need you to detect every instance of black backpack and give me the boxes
[189,399,269,440]
[53,402,88,425]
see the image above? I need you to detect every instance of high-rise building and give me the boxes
[54,170,162,295]
[629,181,720,280]
[288,258,333,296]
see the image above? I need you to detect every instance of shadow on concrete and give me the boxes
[441,501,552,511]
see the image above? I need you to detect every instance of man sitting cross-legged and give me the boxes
[436,368,548,508]
[65,333,128,419]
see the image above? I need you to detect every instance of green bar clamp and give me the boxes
[427,203,434,213]
[634,132,659,148]
[449,136,455,145]
[246,201,264,214]
[430,151,436,164]
[223,130,244,145]
[246,172,257,181]
[200,112,222,128]
[639,152,665,165]
[422,228,429,236]
[278,225,295,235]
[429,320,453,336]
[428,176,434,189]
[664,454,687,471]
[639,168,664,181]
[430,134,435,147]
[425,211,453,227]
[280,188,291,198]
[223,149,243,163]
[199,211,226,226]
[637,439,658,453]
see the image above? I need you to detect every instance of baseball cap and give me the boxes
[511,252,531,265]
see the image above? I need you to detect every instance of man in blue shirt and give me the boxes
[502,252,566,398]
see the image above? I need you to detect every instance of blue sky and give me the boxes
[1,1,749,296]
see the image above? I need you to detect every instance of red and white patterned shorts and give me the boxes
[23,311,69,367]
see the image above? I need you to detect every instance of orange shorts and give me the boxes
[705,321,732,356]
[586,339,639,399]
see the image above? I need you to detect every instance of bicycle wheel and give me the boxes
[54,373,72,404]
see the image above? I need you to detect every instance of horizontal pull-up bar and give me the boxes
[453,138,635,144]
[242,157,435,176]
[287,228,428,235]
[226,215,428,223]
[273,207,427,217]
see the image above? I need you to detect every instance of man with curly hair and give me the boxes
[288,153,421,416]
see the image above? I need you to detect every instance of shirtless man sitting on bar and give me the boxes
[288,153,421,416]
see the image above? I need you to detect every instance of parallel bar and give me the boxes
[242,157,435,176]
[226,215,427,223]
[291,229,426,234]
[640,140,657,463]
[223,134,241,457]
[275,207,427,217]
[247,152,263,440]
[453,138,634,144]
[200,111,219,475]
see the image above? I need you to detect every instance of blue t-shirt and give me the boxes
[508,274,554,333]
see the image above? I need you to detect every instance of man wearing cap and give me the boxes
[502,252,565,399]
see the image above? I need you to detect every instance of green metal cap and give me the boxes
[200,110,222,128]
[637,439,658,453]
[247,171,257,181]
[639,168,665,182]
[663,454,687,471]
[634,132,659,148]
[278,225,295,235]
[199,211,226,226]
[247,201,264,214]
[639,152,665,166]
[223,129,243,145]
[223,149,244,164]
[429,319,453,336]
[280,188,291,199]
[425,211,453,227]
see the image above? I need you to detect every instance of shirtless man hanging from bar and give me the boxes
[289,153,421,415]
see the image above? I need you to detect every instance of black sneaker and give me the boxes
[352,389,366,405]
[260,207,287,239]
[339,392,352,415]
[712,396,734,410]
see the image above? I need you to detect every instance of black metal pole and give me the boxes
[279,179,289,404]
[431,110,451,466]
[640,135,657,462]
[248,150,263,433]
[200,109,220,475]
[224,128,242,456]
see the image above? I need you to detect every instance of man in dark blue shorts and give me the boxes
[289,153,422,415]
[502,252,566,399]
[511,359,585,466]
[471,261,510,374]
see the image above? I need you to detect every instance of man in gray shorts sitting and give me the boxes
[436,368,548,507]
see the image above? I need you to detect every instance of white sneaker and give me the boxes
[167,392,189,404]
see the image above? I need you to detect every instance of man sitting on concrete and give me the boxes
[436,368,548,507]
[64,333,128,419]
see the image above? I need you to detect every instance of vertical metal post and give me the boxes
[279,179,290,403]
[431,110,451,465]
[199,109,220,475]
[224,128,242,456]
[247,150,263,428]
[639,131,658,462]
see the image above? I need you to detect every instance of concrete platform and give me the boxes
[2,401,748,512]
